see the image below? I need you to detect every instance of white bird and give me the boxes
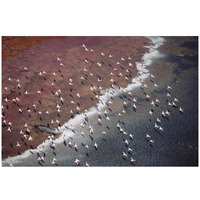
[5,97,9,102]
[128,63,133,67]
[151,101,155,107]
[167,85,172,90]
[129,134,134,140]
[122,152,128,157]
[75,158,80,165]
[16,142,21,147]
[94,142,98,149]
[25,90,28,95]
[86,162,90,167]
[18,108,22,113]
[52,157,57,165]
[121,57,125,61]
[174,98,179,102]
[162,111,166,117]
[150,140,154,144]
[154,123,159,128]
[128,148,132,152]
[109,55,113,58]
[167,93,171,97]
[151,74,155,78]
[146,134,151,138]
[101,52,105,56]
[102,131,107,135]
[28,136,33,141]
[122,110,126,114]
[4,87,8,91]
[97,62,101,67]
[81,131,85,137]
[154,83,158,87]
[133,104,137,109]
[77,93,80,98]
[133,98,137,103]
[165,110,170,116]
[155,98,160,103]
[74,143,78,150]
[7,127,12,132]
[45,111,49,115]
[57,57,61,61]
[149,110,153,115]
[125,139,129,145]
[146,94,150,99]
[130,157,136,163]
[106,116,110,121]
[179,107,184,112]
[159,127,164,132]
[156,118,161,123]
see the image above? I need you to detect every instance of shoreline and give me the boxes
[2,36,150,160]
[2,37,166,165]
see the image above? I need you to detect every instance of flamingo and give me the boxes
[130,157,136,163]
[156,118,161,123]
[128,148,132,152]
[167,93,171,97]
[146,134,151,138]
[125,139,129,145]
[75,158,80,165]
[167,85,172,90]
[179,107,184,112]
[94,142,98,149]
[146,94,150,99]
[86,162,90,167]
[122,152,128,157]
[174,98,179,102]
[129,134,134,139]
[154,123,159,128]
[151,101,155,107]
[7,127,12,132]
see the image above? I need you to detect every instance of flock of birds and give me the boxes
[2,42,184,166]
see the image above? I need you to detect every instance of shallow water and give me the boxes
[2,37,198,166]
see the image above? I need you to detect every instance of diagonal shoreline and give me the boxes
[2,37,166,165]
[2,36,150,160]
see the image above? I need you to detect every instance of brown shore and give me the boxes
[2,36,150,159]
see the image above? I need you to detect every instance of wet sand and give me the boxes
[2,36,198,166]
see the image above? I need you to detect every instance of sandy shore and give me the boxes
[2,36,150,159]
